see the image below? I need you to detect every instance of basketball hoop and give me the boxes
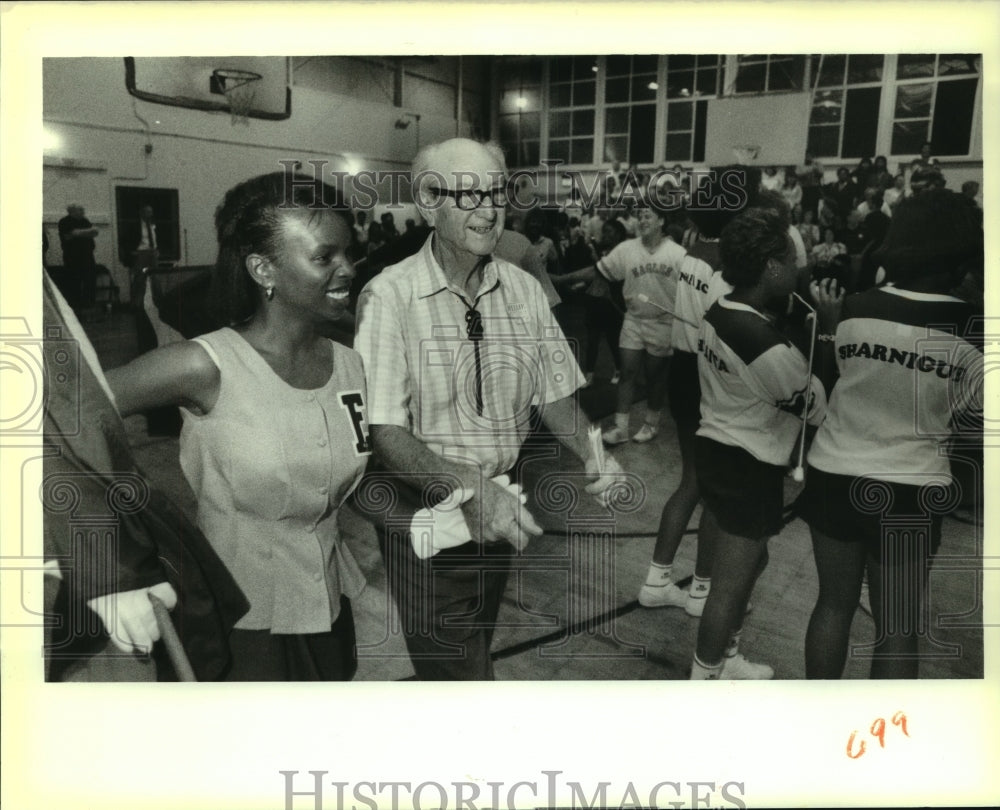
[211,68,263,126]
[732,144,761,163]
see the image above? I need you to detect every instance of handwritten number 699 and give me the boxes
[847,711,909,759]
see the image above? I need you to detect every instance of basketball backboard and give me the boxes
[124,56,291,120]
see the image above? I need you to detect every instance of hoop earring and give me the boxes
[265,284,275,302]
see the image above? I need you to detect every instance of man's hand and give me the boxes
[86,581,178,654]
[463,474,542,551]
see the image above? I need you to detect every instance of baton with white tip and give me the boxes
[790,292,818,483]
[635,293,700,328]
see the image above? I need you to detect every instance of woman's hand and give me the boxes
[809,277,845,335]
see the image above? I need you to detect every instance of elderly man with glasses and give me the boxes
[354,137,624,680]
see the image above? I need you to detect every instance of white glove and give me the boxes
[410,486,476,559]
[87,581,178,654]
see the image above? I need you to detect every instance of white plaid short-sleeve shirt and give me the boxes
[354,235,585,477]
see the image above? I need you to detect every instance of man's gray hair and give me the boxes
[411,137,508,179]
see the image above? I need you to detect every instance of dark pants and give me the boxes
[224,597,357,681]
[583,295,624,374]
[63,257,97,311]
[379,528,513,680]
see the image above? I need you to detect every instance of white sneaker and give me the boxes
[602,426,629,445]
[638,580,688,608]
[632,423,659,443]
[610,371,621,384]
[720,653,774,680]
[685,588,709,617]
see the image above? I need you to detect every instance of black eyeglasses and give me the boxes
[430,187,508,210]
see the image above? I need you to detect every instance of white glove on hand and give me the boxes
[87,581,178,654]
[410,486,476,559]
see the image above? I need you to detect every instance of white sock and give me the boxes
[690,654,723,680]
[690,575,711,596]
[644,408,662,427]
[614,412,629,430]
[645,562,673,587]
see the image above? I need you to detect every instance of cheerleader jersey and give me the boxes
[697,296,827,466]
[597,235,687,322]
[807,285,983,484]
[671,239,733,354]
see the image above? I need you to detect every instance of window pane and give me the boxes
[550,111,571,137]
[938,54,980,75]
[634,55,659,74]
[629,104,656,164]
[768,55,805,91]
[548,83,570,108]
[847,54,884,83]
[700,54,721,68]
[897,54,935,79]
[693,100,708,163]
[605,76,629,104]
[895,83,932,118]
[550,83,571,108]
[605,106,629,134]
[667,70,695,98]
[931,77,978,155]
[807,125,839,158]
[891,120,929,155]
[632,75,658,101]
[574,80,596,106]
[696,67,718,96]
[739,54,767,63]
[571,138,594,165]
[520,111,540,139]
[548,139,570,164]
[735,61,766,93]
[668,101,693,131]
[607,55,632,76]
[810,90,843,124]
[604,135,628,163]
[498,114,518,143]
[501,56,542,87]
[574,108,595,135]
[523,59,543,84]
[816,54,846,87]
[522,140,539,167]
[665,132,692,162]
[574,57,598,80]
[668,54,696,71]
[842,86,881,158]
[550,57,573,82]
